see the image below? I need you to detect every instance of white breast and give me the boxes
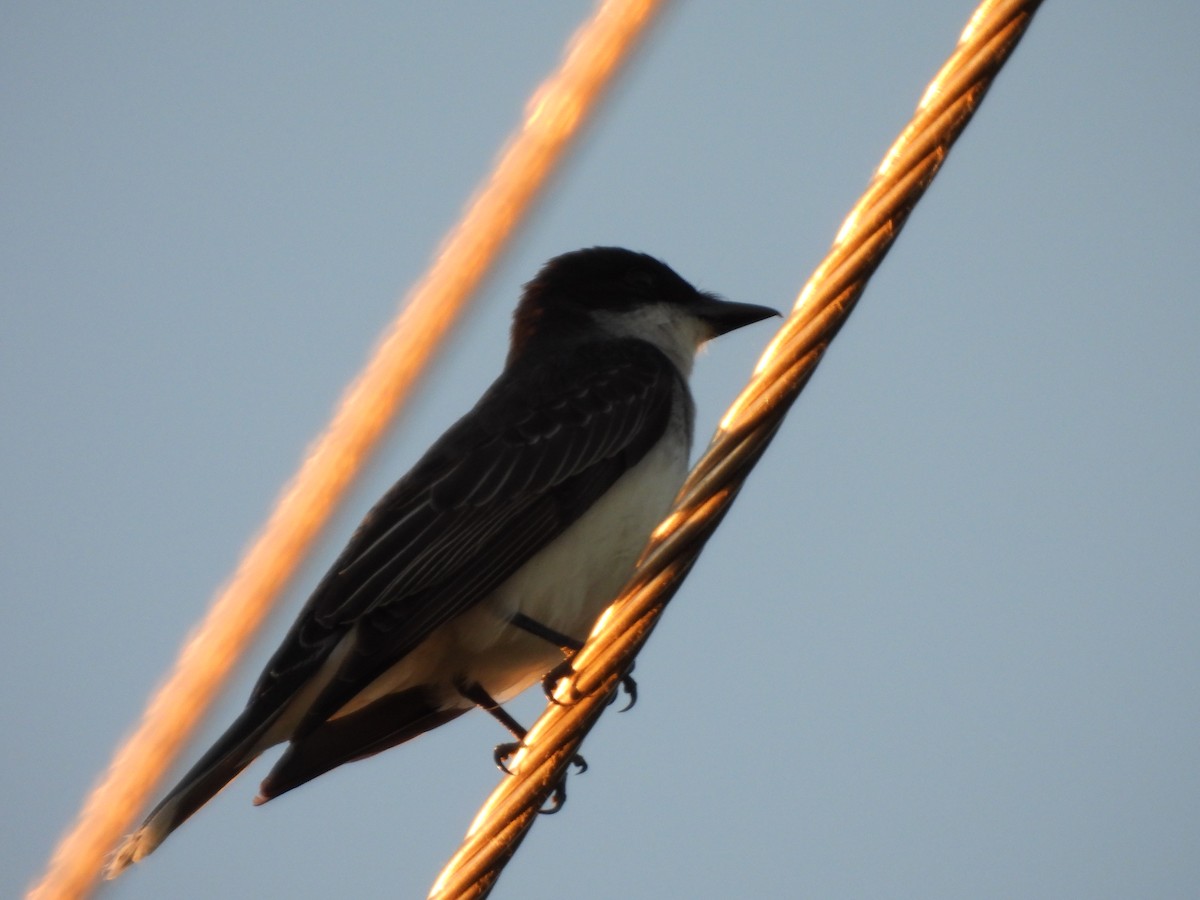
[453,396,692,699]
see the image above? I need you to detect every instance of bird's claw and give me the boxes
[493,741,522,775]
[494,742,586,778]
[538,753,586,814]
[610,668,638,712]
[541,782,566,814]
[541,659,574,704]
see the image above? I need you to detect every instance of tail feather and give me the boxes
[257,686,463,803]
[105,683,460,878]
[105,700,288,879]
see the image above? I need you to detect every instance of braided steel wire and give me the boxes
[429,2,1045,897]
[28,3,667,898]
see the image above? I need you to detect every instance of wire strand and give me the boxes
[427,1,1044,896]
[27,2,667,898]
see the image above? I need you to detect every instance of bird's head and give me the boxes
[510,247,778,373]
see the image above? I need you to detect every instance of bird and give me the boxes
[107,246,777,876]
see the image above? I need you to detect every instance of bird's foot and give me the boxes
[541,659,574,705]
[493,740,587,775]
[493,740,586,813]
[542,660,638,711]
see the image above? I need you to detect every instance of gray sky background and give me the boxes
[4,3,1199,898]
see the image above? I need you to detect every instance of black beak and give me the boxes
[693,293,781,337]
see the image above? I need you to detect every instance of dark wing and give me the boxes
[253,338,682,735]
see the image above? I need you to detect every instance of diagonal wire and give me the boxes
[27,2,669,898]
[428,1,1045,897]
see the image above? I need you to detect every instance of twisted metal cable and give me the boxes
[428,1,1044,896]
[28,3,667,898]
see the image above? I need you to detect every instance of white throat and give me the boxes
[590,303,710,377]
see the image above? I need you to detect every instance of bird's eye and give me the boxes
[625,270,655,290]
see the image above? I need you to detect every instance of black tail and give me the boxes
[257,686,464,802]
[106,697,289,878]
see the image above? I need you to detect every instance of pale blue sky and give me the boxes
[4,3,1199,898]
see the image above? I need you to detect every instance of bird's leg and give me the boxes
[508,612,638,711]
[508,612,584,653]
[454,678,585,814]
[454,678,531,773]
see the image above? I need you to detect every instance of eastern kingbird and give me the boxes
[108,246,777,876]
